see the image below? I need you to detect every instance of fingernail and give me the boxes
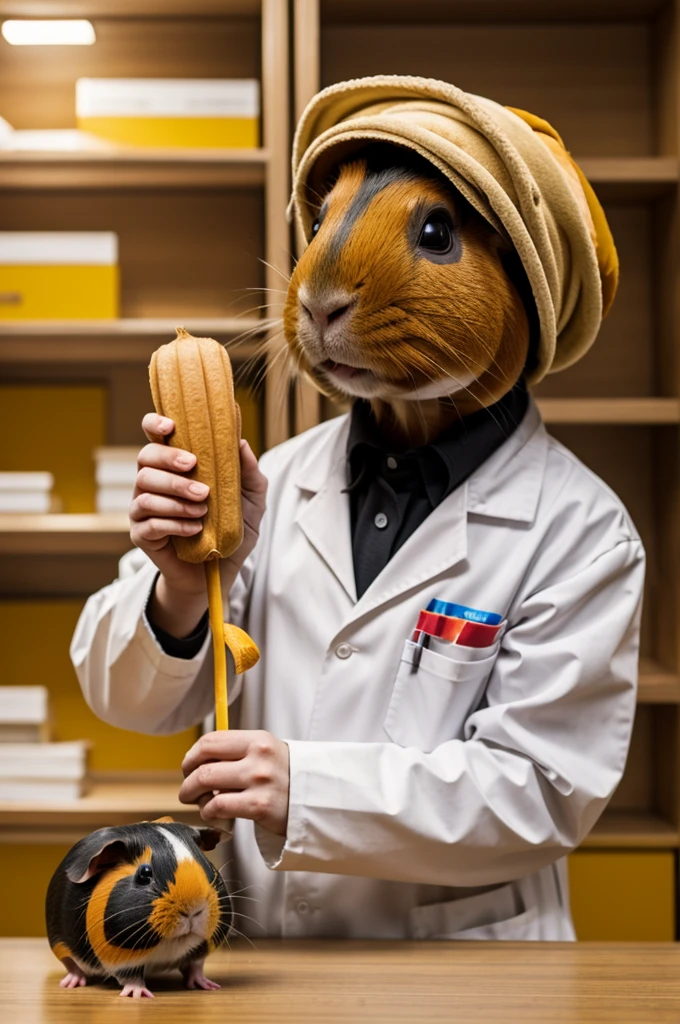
[177,454,194,469]
[190,482,209,497]
[159,417,173,432]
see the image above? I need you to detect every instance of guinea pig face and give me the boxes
[82,823,230,971]
[284,157,530,411]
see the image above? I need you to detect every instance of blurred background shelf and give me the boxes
[581,812,679,849]
[0,1,262,14]
[0,777,202,844]
[0,318,266,364]
[535,398,680,424]
[0,148,269,189]
[0,514,130,555]
[320,0,670,23]
[638,659,680,702]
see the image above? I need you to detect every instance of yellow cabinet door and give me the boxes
[569,851,675,941]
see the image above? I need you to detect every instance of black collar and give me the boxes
[346,380,530,506]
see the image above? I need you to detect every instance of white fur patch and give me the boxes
[159,827,193,864]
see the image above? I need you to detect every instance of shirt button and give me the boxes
[386,456,398,470]
[296,900,310,915]
[374,512,388,529]
[335,643,353,659]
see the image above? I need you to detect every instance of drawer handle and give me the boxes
[0,292,22,305]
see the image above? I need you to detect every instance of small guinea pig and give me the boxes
[284,145,537,437]
[45,817,231,999]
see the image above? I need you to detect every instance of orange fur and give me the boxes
[148,857,220,942]
[283,158,529,445]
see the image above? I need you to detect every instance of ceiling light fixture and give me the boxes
[1,20,96,46]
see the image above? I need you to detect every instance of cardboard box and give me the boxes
[0,232,119,319]
[76,78,260,148]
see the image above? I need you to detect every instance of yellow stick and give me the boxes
[205,558,229,730]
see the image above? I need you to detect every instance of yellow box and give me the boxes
[0,233,119,320]
[569,850,675,940]
[77,78,259,149]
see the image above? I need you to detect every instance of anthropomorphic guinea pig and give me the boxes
[45,817,231,998]
[284,145,538,446]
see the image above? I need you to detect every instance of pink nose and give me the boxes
[300,294,354,332]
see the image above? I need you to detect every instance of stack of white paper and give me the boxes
[0,740,89,801]
[0,686,50,743]
[0,472,54,513]
[94,446,139,513]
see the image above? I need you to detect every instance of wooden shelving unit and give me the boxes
[0,0,290,929]
[292,0,680,940]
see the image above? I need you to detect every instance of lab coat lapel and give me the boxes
[295,419,357,604]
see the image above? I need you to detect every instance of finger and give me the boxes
[197,790,267,824]
[135,466,209,503]
[137,442,196,474]
[179,761,248,804]
[240,440,268,495]
[142,412,175,444]
[130,492,207,523]
[181,730,255,776]
[131,517,203,545]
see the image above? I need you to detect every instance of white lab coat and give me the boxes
[71,399,645,941]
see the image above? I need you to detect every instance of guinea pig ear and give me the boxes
[192,827,226,852]
[66,829,129,884]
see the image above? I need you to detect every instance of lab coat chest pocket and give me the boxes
[384,640,498,753]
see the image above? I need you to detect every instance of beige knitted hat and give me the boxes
[288,76,618,383]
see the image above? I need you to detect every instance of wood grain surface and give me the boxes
[2,938,680,1023]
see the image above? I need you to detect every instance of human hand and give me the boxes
[130,413,267,636]
[179,731,290,837]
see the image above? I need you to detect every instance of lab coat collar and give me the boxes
[293,397,547,611]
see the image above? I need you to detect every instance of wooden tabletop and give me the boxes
[2,938,680,1023]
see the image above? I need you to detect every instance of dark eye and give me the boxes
[311,217,321,237]
[134,863,153,885]
[419,214,453,253]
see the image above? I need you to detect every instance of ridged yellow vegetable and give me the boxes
[148,327,259,731]
[149,326,243,564]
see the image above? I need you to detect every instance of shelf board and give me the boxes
[0,1,261,13]
[581,812,679,849]
[577,157,678,200]
[0,778,202,844]
[0,318,267,364]
[0,148,672,196]
[0,514,131,555]
[638,658,680,703]
[322,0,668,23]
[0,148,269,190]
[536,397,680,424]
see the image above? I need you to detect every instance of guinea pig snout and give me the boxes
[298,284,357,352]
[174,899,210,938]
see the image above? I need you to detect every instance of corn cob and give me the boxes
[149,327,259,729]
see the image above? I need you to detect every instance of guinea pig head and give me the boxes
[284,148,533,422]
[68,819,231,970]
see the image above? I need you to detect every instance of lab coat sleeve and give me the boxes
[257,537,645,887]
[70,546,257,736]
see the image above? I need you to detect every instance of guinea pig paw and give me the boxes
[119,982,155,999]
[60,970,88,989]
[183,962,221,991]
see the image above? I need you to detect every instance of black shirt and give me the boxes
[347,381,529,597]
[149,381,529,653]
